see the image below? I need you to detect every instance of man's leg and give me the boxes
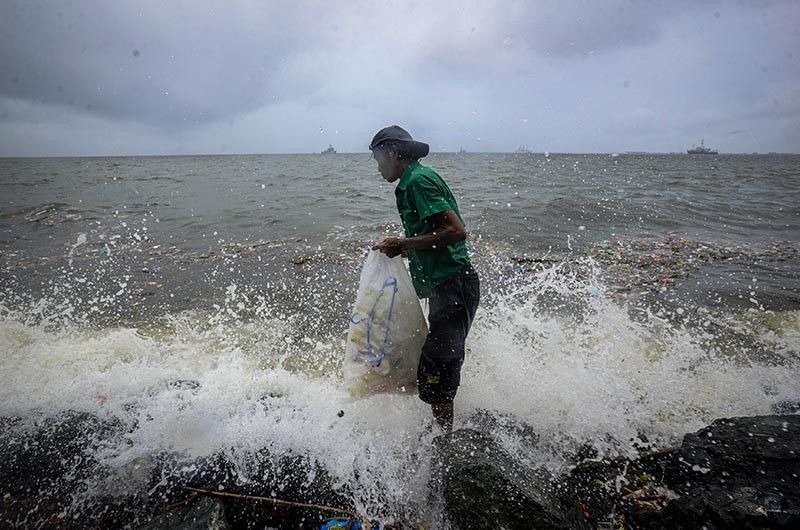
[419,267,479,432]
[431,401,454,432]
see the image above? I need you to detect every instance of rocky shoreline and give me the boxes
[438,413,799,529]
[2,411,798,529]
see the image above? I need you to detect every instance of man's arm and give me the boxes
[373,210,467,258]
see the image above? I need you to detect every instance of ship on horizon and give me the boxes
[687,139,718,155]
[321,145,337,154]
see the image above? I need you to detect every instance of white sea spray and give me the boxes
[2,256,799,520]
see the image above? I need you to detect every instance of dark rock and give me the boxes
[676,415,800,486]
[653,415,800,529]
[569,415,800,529]
[141,496,230,530]
[0,411,353,529]
[150,449,355,529]
[558,447,679,529]
[216,453,353,529]
[559,415,800,529]
[654,485,796,530]
[772,401,800,414]
[4,411,798,529]
[0,411,152,528]
[435,429,567,530]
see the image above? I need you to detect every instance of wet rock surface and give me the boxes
[140,497,230,530]
[0,411,143,528]
[557,414,800,529]
[654,415,800,529]
[432,415,800,529]
[1,412,798,529]
[434,429,568,529]
[0,411,354,529]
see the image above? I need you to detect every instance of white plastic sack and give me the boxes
[344,250,427,398]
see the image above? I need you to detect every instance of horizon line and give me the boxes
[2,150,797,159]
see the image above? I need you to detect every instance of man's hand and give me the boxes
[373,237,404,258]
[373,211,466,258]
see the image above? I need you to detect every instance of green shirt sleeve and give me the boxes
[409,174,452,221]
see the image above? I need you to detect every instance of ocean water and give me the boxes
[1,152,799,524]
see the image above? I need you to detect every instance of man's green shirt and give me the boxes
[395,160,471,298]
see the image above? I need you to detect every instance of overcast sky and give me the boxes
[1,0,798,156]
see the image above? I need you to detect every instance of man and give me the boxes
[370,125,480,432]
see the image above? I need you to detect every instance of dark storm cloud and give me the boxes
[516,2,669,57]
[0,0,695,129]
[514,0,793,58]
[0,0,798,155]
[0,1,307,128]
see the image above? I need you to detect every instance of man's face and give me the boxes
[372,147,402,183]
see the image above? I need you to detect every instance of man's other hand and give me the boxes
[372,237,404,258]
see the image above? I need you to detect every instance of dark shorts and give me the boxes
[417,265,480,404]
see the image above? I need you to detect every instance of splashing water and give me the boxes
[1,254,798,523]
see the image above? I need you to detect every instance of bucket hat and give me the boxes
[369,125,429,158]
